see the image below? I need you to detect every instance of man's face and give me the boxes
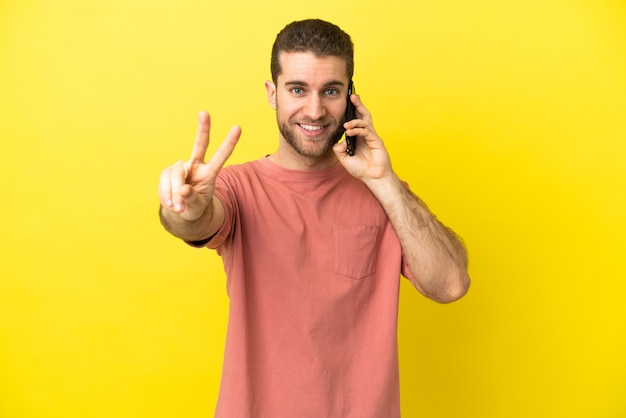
[265,52,350,159]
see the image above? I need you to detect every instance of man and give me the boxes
[159,19,470,418]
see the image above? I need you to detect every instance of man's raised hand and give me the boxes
[158,111,241,222]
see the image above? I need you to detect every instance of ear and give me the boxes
[265,80,277,110]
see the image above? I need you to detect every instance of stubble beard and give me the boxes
[276,111,346,159]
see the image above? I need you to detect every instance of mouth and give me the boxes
[297,123,328,137]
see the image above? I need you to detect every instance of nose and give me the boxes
[303,94,327,120]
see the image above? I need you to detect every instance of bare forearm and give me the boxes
[368,175,470,303]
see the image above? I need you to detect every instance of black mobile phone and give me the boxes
[345,80,356,156]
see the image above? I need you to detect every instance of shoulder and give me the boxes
[218,159,265,182]
[220,159,262,174]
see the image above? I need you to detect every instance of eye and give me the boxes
[291,87,304,95]
[324,88,339,96]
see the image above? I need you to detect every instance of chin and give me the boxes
[282,129,344,159]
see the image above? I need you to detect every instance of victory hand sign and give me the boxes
[158,111,241,241]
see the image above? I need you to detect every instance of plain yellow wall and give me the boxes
[1,0,625,417]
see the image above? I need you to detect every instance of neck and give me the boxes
[268,142,339,170]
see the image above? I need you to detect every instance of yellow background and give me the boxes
[1,0,625,417]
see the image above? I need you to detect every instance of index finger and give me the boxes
[189,111,211,163]
[352,94,374,127]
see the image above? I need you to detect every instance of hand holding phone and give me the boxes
[345,81,356,156]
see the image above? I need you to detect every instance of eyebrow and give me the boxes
[284,79,346,88]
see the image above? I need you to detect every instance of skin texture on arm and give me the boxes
[158,111,241,242]
[334,94,470,303]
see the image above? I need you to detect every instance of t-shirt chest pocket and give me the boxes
[333,224,379,280]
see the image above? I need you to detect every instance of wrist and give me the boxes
[365,172,404,202]
[159,202,214,241]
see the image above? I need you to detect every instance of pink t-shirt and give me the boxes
[204,157,415,418]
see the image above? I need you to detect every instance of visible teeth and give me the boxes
[300,124,324,131]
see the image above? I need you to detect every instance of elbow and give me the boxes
[431,270,471,304]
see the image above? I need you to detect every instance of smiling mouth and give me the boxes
[298,123,326,132]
